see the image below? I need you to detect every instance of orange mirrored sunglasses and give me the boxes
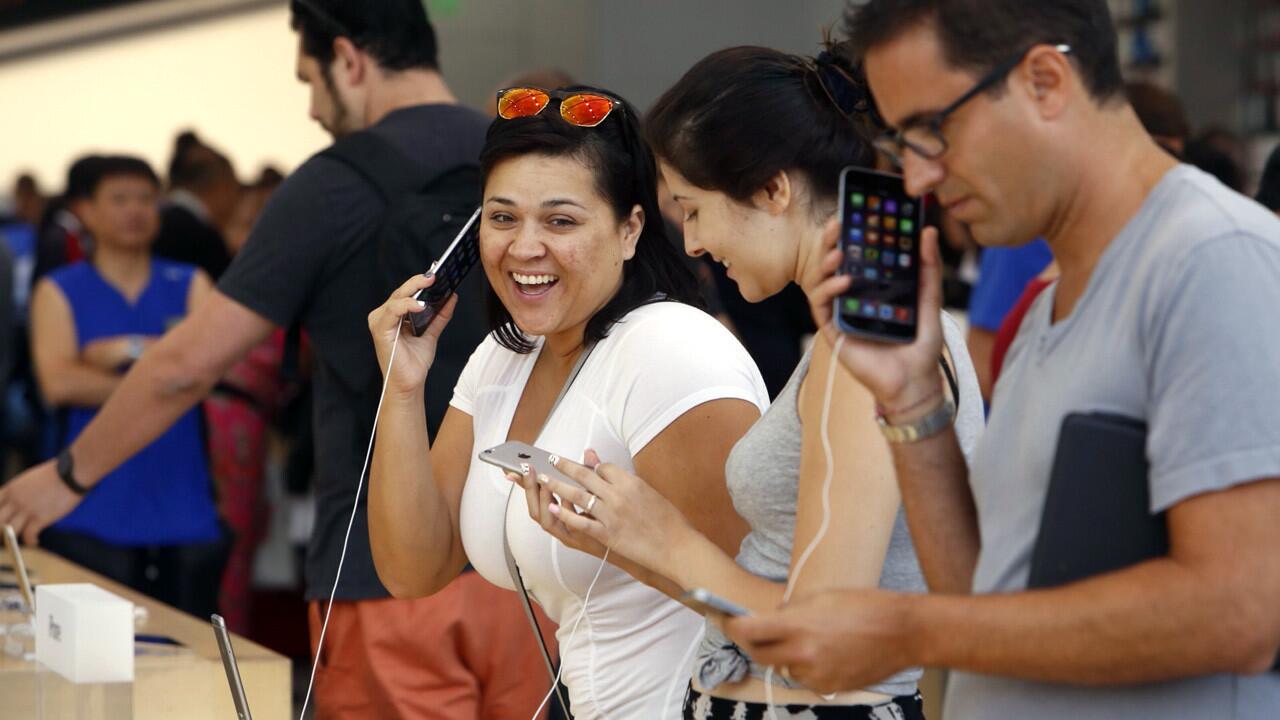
[496,87,620,128]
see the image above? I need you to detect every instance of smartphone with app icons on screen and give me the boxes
[835,167,924,343]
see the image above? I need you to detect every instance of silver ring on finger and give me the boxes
[584,494,598,514]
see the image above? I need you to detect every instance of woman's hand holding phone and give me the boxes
[506,460,610,562]
[367,273,458,398]
[810,218,947,419]
[507,449,695,578]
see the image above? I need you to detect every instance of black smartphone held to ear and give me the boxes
[410,206,483,337]
[834,167,924,343]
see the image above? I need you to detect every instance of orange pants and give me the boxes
[307,572,557,719]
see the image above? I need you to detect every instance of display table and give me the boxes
[1,547,290,719]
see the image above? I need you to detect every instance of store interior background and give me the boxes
[0,2,1271,717]
[0,0,1272,191]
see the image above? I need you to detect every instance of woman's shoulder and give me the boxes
[602,301,769,403]
[610,301,741,351]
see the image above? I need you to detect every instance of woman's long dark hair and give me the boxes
[645,43,876,209]
[480,86,702,353]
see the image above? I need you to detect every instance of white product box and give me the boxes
[34,583,134,683]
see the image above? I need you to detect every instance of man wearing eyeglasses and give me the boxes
[0,1,552,718]
[725,2,1280,719]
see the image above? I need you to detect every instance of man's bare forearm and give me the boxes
[908,556,1278,684]
[890,427,980,593]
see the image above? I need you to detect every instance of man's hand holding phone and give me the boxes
[811,217,946,421]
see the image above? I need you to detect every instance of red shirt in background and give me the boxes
[990,276,1056,388]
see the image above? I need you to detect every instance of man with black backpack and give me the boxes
[0,1,554,717]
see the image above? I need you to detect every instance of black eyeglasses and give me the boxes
[874,44,1072,166]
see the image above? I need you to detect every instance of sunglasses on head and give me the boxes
[496,87,622,128]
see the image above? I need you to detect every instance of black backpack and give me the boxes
[310,130,490,435]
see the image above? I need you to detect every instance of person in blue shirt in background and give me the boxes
[26,156,228,618]
[966,238,1052,402]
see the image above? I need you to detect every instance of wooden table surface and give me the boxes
[1,547,290,719]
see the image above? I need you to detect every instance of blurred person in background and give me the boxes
[34,154,103,282]
[28,155,228,618]
[13,174,47,228]
[1185,136,1244,193]
[224,167,285,255]
[1255,143,1280,216]
[1124,80,1189,158]
[0,237,13,476]
[202,167,294,636]
[963,235,1050,404]
[153,131,238,280]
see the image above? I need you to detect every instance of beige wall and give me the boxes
[0,4,328,191]
[0,0,850,195]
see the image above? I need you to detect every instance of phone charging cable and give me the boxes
[528,548,610,720]
[764,334,845,718]
[298,320,405,719]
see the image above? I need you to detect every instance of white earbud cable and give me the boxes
[528,548,611,720]
[764,334,845,718]
[298,321,403,720]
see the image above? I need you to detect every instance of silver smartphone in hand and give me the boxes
[478,441,583,491]
[682,588,750,618]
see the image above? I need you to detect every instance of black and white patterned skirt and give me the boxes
[682,686,925,720]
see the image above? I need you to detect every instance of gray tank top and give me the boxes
[694,312,985,698]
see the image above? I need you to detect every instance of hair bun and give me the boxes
[812,50,867,117]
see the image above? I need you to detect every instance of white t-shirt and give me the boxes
[451,301,770,719]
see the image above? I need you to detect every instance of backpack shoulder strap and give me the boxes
[320,131,432,200]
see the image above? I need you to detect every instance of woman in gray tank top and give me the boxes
[509,43,985,719]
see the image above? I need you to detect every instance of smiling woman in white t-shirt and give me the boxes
[365,85,769,719]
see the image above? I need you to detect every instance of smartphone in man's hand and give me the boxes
[834,167,923,343]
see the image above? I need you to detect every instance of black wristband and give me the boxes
[56,448,91,496]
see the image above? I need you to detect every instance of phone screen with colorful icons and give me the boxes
[835,167,923,343]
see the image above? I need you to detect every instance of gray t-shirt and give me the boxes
[695,312,985,698]
[950,165,1280,719]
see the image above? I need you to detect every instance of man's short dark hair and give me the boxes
[844,0,1124,103]
[290,0,438,72]
[65,155,106,201]
[87,156,160,198]
[1125,81,1189,143]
